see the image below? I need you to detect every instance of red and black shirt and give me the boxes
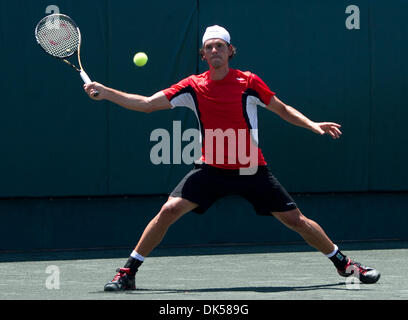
[162,69,275,169]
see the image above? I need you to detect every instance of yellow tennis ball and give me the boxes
[133,52,148,67]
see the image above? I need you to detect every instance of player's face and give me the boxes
[202,39,232,69]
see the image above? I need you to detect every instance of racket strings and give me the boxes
[36,16,80,58]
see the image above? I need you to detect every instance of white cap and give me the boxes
[202,25,231,45]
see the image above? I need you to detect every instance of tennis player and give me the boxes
[84,25,380,291]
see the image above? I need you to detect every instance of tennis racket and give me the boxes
[35,13,99,97]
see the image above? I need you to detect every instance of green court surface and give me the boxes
[0,241,407,300]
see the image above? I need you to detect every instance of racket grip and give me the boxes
[80,70,92,84]
[80,70,99,97]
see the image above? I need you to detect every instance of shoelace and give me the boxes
[111,268,128,282]
[346,260,368,275]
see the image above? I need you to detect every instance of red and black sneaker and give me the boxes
[104,268,136,291]
[337,258,381,284]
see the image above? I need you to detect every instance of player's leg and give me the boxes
[104,164,223,291]
[241,166,380,284]
[272,208,380,283]
[271,208,334,254]
[104,196,197,291]
[134,196,198,257]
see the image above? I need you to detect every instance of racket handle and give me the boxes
[80,70,92,84]
[80,70,99,97]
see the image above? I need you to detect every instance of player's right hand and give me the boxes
[83,82,105,101]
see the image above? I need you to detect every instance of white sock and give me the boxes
[130,250,145,262]
[325,244,339,258]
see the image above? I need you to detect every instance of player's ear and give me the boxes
[199,48,206,61]
[228,44,233,58]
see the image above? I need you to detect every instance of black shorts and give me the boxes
[170,163,297,215]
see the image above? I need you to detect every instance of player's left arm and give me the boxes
[266,95,342,139]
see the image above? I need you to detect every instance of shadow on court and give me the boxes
[89,282,358,296]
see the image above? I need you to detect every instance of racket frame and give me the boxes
[34,14,98,96]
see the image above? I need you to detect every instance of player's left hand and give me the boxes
[312,122,342,139]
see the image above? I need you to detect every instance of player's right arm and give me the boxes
[83,82,171,113]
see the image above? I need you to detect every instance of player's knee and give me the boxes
[157,203,182,225]
[291,215,313,234]
[278,210,310,232]
[291,216,310,232]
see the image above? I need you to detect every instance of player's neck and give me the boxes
[209,65,230,81]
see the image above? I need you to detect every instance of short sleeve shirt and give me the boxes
[162,69,275,169]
